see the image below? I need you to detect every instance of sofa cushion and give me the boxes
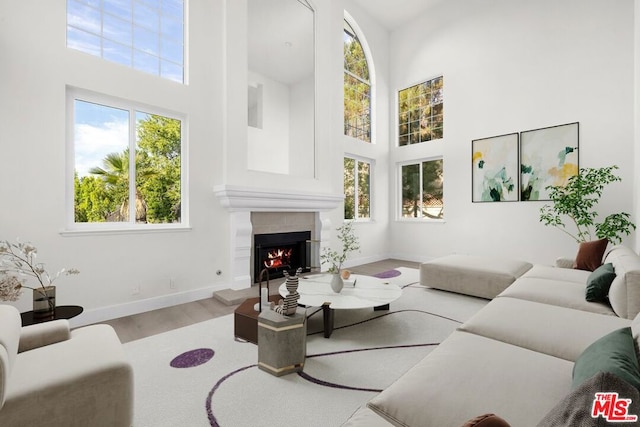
[520,264,589,284]
[460,297,631,362]
[499,277,616,316]
[574,238,608,271]
[538,372,640,427]
[585,263,616,302]
[572,327,640,391]
[605,246,640,319]
[462,413,510,427]
[342,407,393,426]
[0,305,21,409]
[367,331,573,427]
[420,254,532,299]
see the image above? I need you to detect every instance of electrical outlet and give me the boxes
[132,285,140,295]
[169,277,176,289]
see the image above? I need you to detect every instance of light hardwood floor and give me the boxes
[100,259,419,343]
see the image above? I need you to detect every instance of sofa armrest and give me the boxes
[18,320,70,353]
[555,257,575,269]
[3,324,133,427]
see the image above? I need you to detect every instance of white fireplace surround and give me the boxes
[213,185,344,289]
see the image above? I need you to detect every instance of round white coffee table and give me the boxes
[278,274,402,338]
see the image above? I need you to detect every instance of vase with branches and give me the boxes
[321,220,359,270]
[0,239,79,312]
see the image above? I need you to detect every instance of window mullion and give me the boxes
[344,69,369,86]
[353,161,359,219]
[419,163,424,218]
[129,109,137,224]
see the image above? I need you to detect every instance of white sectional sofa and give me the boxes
[343,245,640,427]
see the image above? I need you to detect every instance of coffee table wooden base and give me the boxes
[321,301,391,338]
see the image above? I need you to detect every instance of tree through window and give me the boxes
[72,95,183,226]
[398,77,443,146]
[344,157,371,220]
[343,19,371,142]
[401,159,443,219]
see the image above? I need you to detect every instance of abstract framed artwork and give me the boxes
[520,122,579,201]
[472,132,519,202]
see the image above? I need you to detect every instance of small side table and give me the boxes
[234,295,281,344]
[257,308,306,377]
[20,305,84,327]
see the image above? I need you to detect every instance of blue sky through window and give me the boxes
[67,0,184,83]
[74,100,129,177]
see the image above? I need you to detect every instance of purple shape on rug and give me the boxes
[170,348,215,368]
[373,269,401,279]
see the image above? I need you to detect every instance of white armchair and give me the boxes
[0,305,133,426]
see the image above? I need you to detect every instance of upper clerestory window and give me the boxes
[343,19,371,143]
[66,0,185,83]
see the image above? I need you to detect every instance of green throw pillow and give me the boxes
[573,327,640,392]
[585,263,616,302]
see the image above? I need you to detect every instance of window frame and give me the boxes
[344,154,373,221]
[66,0,188,84]
[343,12,375,144]
[65,87,189,234]
[397,157,444,222]
[397,75,444,147]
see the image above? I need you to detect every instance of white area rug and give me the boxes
[124,268,488,427]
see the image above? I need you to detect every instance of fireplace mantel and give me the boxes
[213,185,342,289]
[213,185,343,212]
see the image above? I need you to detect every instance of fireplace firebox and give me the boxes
[254,231,311,282]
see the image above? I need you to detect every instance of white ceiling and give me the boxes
[352,0,445,30]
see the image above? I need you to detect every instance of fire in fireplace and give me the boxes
[254,231,311,282]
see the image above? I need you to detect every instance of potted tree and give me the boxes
[539,165,635,269]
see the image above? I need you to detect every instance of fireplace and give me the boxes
[254,231,311,282]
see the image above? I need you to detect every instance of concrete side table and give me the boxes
[257,308,306,377]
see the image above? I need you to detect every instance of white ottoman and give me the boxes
[420,254,532,299]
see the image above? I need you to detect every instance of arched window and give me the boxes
[343,19,371,143]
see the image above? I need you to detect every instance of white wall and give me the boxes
[289,75,315,177]
[388,0,636,264]
[247,70,291,174]
[0,0,227,322]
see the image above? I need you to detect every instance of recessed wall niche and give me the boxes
[246,0,316,178]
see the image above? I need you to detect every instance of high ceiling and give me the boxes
[352,0,445,30]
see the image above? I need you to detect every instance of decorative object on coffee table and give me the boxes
[539,165,635,245]
[0,239,79,315]
[330,273,344,293]
[273,268,301,316]
[320,221,360,294]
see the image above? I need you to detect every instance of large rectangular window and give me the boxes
[344,157,371,220]
[70,91,184,228]
[401,159,443,219]
[66,0,185,83]
[398,76,443,146]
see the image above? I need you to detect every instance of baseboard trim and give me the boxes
[71,284,228,328]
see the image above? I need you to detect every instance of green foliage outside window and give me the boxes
[398,77,443,146]
[402,159,443,219]
[344,157,370,220]
[344,21,371,142]
[74,114,182,224]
